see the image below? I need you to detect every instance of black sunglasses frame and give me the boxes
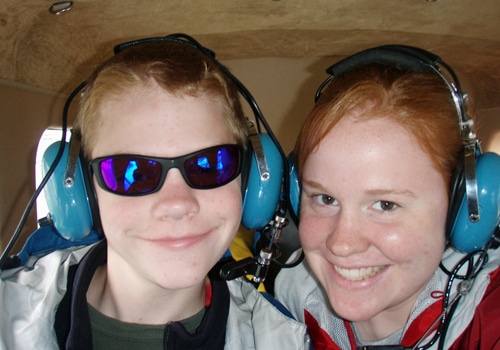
[90,144,243,195]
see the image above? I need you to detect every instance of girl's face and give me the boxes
[91,82,243,294]
[299,113,448,340]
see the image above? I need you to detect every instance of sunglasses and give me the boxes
[90,144,243,196]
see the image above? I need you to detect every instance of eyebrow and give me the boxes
[302,179,416,198]
[301,179,327,192]
[364,189,416,198]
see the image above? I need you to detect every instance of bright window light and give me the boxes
[35,127,71,222]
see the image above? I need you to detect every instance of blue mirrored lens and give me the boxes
[94,145,241,195]
[100,158,162,194]
[185,146,240,187]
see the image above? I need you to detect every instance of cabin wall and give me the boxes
[478,108,500,152]
[0,81,68,253]
[1,56,499,253]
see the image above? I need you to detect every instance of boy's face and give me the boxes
[298,114,447,339]
[90,83,243,293]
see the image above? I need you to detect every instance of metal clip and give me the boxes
[246,119,270,182]
[463,141,480,222]
[64,131,81,188]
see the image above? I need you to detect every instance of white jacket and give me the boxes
[0,241,310,350]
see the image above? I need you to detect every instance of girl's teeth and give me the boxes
[334,265,384,280]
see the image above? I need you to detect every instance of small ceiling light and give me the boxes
[49,1,73,15]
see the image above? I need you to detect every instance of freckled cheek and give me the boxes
[203,185,243,224]
[420,232,446,263]
[381,224,446,265]
[94,190,143,232]
[213,190,242,208]
[298,216,329,251]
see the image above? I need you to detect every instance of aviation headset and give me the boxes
[39,33,285,241]
[288,45,500,254]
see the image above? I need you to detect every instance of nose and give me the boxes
[152,169,200,220]
[326,209,370,257]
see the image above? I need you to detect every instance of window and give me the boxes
[35,127,71,222]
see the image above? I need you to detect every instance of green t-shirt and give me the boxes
[88,304,206,349]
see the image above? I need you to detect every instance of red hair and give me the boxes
[75,41,247,159]
[295,64,473,190]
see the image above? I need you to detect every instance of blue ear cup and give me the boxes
[42,141,95,241]
[288,154,300,220]
[242,134,284,230]
[449,152,500,253]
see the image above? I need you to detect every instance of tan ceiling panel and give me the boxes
[1,0,499,108]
